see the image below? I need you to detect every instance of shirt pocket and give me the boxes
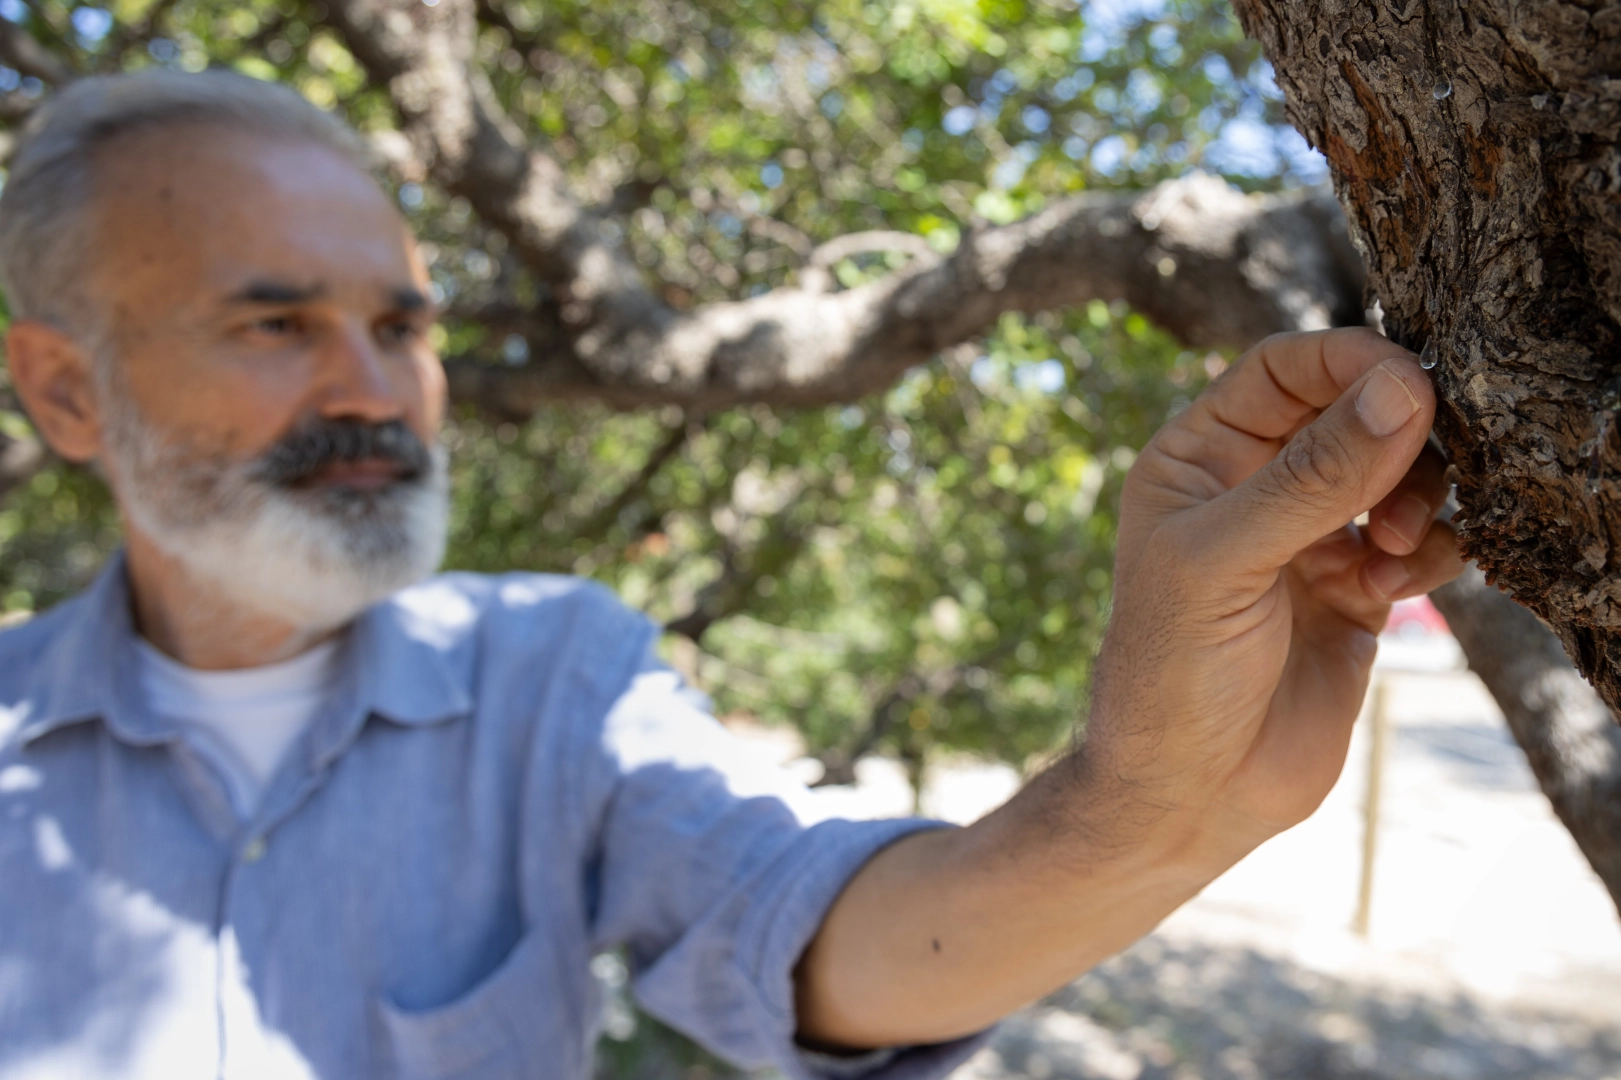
[375,930,579,1079]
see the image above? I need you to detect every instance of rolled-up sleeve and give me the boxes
[582,661,995,1079]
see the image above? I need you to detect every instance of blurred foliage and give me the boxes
[448,305,1202,780]
[0,0,1324,1072]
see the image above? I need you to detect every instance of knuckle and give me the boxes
[1276,426,1356,502]
[1254,329,1306,354]
[1335,325,1387,347]
[1243,329,1319,371]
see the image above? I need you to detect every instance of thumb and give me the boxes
[1191,357,1435,577]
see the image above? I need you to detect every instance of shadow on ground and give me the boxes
[963,935,1621,1080]
[592,934,1621,1080]
[1394,722,1531,793]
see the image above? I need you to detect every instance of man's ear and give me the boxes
[6,320,103,463]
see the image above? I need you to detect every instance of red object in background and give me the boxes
[1385,595,1451,637]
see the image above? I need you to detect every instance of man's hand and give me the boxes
[1092,327,1459,849]
[795,329,1465,1049]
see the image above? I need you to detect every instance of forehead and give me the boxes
[85,124,419,312]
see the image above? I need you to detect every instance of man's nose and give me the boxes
[314,318,407,425]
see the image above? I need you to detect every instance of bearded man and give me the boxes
[0,70,1462,1079]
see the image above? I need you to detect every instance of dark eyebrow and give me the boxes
[225,280,327,306]
[388,286,431,314]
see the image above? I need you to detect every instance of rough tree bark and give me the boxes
[1233,0,1621,710]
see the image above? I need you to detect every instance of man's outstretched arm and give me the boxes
[795,327,1464,1048]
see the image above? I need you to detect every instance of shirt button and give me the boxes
[241,837,267,863]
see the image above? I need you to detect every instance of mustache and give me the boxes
[249,419,433,488]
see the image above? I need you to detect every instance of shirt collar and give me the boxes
[16,552,473,755]
[301,581,477,770]
[17,552,160,747]
[338,584,475,729]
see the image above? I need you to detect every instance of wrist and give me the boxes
[993,744,1268,895]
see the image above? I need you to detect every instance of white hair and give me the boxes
[0,68,372,338]
[97,353,450,631]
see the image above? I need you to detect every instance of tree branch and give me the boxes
[572,418,695,540]
[811,635,1021,786]
[0,89,38,124]
[1431,566,1621,915]
[799,230,937,293]
[747,214,814,260]
[0,18,71,85]
[664,478,816,643]
[99,0,181,71]
[813,675,926,788]
[806,230,937,269]
[322,0,1362,415]
[435,176,1363,412]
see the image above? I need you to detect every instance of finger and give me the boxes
[1292,520,1463,634]
[1161,328,1422,490]
[1361,519,1465,604]
[1197,327,1419,440]
[1288,524,1387,632]
[1366,443,1450,556]
[1287,522,1367,589]
[1182,356,1435,580]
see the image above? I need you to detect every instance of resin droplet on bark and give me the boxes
[1588,412,1613,497]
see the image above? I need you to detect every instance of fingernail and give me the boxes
[1365,554,1411,600]
[1383,494,1431,550]
[1356,362,1422,438]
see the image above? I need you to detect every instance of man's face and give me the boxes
[73,125,451,628]
[87,124,444,470]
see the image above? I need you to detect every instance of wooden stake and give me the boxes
[1353,678,1390,938]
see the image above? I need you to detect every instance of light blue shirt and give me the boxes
[0,556,991,1079]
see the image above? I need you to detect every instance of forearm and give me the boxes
[796,335,1448,1051]
[794,750,1266,1049]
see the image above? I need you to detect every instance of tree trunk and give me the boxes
[1432,570,1621,913]
[1432,570,1621,908]
[1234,0,1621,717]
[1234,0,1621,914]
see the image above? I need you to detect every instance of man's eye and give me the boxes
[254,316,297,335]
[380,320,421,343]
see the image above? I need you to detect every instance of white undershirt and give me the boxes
[135,637,342,813]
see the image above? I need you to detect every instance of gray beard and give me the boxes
[97,382,449,632]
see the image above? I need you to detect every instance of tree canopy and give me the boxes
[0,0,1327,789]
